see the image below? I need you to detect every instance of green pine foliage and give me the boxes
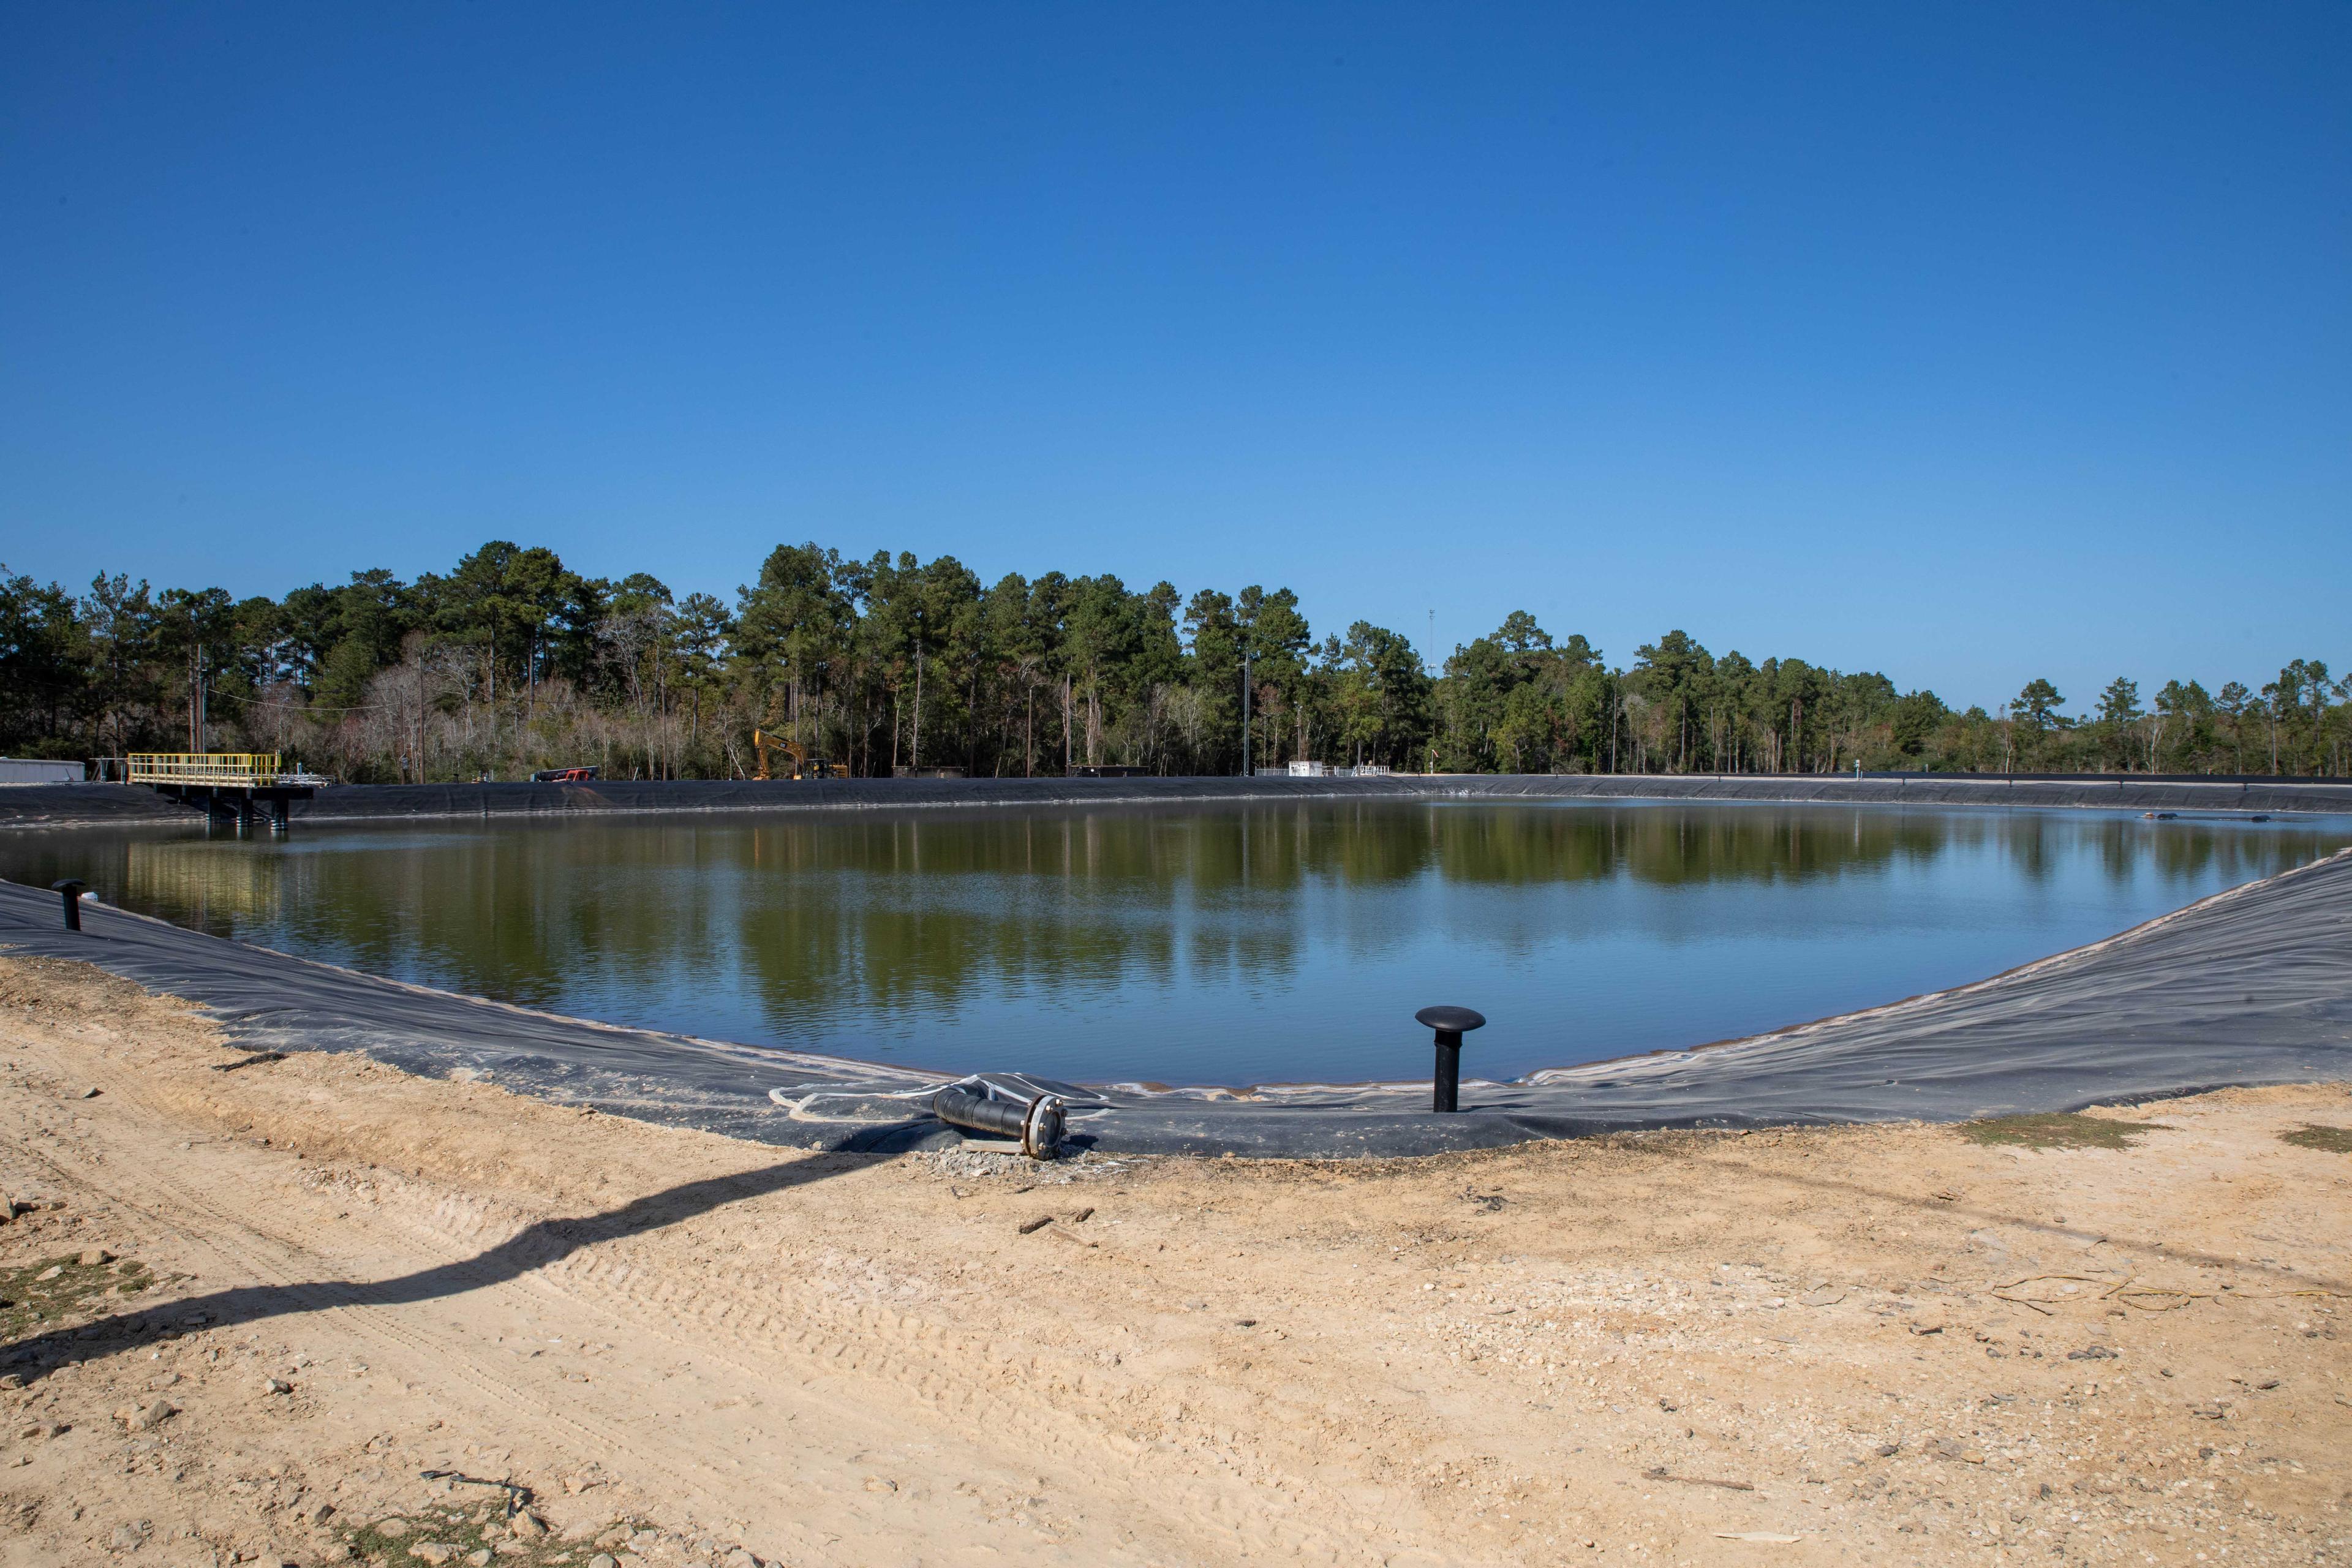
[0,548,2343,781]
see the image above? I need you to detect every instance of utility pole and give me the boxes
[1241,645,1253,777]
[911,607,924,770]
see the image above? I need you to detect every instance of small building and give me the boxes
[0,757,85,785]
[1287,760,1333,777]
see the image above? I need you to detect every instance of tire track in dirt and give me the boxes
[6,1045,933,1562]
[23,1056,709,1481]
[14,1022,1407,1566]
[331,1154,1380,1564]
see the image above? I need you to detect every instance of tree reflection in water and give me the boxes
[4,803,2343,1084]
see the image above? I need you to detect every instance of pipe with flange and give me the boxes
[932,1081,1066,1159]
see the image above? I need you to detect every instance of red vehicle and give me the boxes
[529,766,600,783]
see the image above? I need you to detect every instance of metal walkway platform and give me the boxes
[126,753,315,831]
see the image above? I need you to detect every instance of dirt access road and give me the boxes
[0,951,2346,1568]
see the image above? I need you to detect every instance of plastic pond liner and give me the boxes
[4,769,2352,831]
[2,841,2348,1159]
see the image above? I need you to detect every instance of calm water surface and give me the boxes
[5,802,2345,1086]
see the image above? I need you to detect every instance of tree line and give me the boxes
[1,543,2343,781]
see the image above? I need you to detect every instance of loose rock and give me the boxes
[125,1398,176,1431]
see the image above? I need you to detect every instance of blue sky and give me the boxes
[4,2,2345,712]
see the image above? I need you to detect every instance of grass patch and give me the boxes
[0,1253,151,1345]
[1958,1113,2166,1151]
[2281,1124,2352,1155]
[342,1506,639,1567]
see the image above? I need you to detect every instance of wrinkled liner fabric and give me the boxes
[1,850,2347,1158]
[2,771,2350,832]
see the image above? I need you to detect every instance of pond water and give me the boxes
[4,801,2345,1087]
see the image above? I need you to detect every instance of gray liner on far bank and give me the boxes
[2,770,2350,832]
[4,849,2349,1158]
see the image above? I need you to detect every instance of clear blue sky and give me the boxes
[4,3,2345,712]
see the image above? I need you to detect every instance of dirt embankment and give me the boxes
[0,953,2346,1567]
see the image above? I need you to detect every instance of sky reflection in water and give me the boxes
[6,802,2345,1086]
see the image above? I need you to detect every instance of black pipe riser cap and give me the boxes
[1415,1005,1487,1034]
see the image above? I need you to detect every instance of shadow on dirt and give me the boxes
[0,1144,907,1383]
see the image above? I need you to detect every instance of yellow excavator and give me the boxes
[752,728,847,781]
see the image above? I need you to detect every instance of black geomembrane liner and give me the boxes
[2,832,2345,1158]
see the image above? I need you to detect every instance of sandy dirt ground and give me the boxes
[0,953,2346,1568]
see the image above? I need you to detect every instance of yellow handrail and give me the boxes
[126,753,282,786]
